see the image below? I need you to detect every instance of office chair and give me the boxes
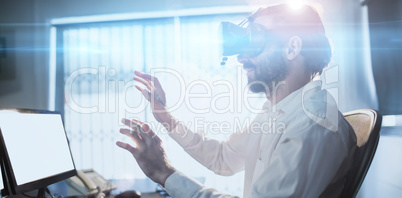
[340,109,382,198]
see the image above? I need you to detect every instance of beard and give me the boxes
[245,47,287,93]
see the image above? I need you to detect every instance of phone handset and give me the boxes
[76,170,98,192]
[76,170,105,198]
[66,170,100,196]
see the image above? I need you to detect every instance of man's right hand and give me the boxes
[133,70,178,131]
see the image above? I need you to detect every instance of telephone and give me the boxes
[66,169,117,198]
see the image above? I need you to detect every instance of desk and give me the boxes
[137,192,166,198]
[66,192,165,198]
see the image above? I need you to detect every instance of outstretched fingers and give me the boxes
[134,71,162,93]
[116,141,138,156]
[121,118,144,133]
[131,118,145,125]
[134,70,154,81]
[134,70,162,87]
[122,118,161,145]
[141,122,162,145]
[134,76,152,91]
[135,85,152,101]
[120,128,143,143]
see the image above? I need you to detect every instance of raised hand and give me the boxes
[116,118,176,186]
[133,70,177,131]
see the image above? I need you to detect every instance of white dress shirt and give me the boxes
[164,80,357,198]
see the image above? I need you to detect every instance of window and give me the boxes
[54,9,265,195]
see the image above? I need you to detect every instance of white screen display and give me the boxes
[0,112,75,185]
[0,166,3,190]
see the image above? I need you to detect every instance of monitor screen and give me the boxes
[0,163,3,191]
[0,110,76,195]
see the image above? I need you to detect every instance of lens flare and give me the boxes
[288,0,304,10]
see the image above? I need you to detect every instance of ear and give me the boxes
[285,36,302,60]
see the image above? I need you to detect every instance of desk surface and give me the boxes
[140,192,166,198]
[65,192,165,198]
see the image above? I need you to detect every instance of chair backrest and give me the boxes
[340,109,382,198]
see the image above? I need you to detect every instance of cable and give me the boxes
[95,186,105,198]
[45,188,55,198]
[52,193,64,198]
[21,193,37,198]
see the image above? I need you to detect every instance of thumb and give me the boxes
[135,85,151,102]
[141,88,152,101]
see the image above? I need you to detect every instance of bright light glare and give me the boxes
[288,0,304,10]
[0,109,19,114]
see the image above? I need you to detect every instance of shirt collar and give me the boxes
[263,80,323,114]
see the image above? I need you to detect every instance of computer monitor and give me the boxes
[0,109,77,195]
[0,161,4,195]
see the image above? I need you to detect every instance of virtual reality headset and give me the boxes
[220,4,329,65]
[220,14,279,65]
[220,21,267,58]
[221,7,285,57]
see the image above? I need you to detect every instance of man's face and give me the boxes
[237,16,288,93]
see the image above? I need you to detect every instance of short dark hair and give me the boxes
[252,4,332,78]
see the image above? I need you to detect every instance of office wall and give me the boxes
[0,0,42,109]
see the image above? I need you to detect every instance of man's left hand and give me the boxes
[116,118,176,186]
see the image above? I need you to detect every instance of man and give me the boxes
[116,3,356,198]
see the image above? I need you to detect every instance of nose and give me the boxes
[237,54,250,64]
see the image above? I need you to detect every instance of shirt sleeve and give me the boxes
[249,117,355,198]
[168,122,250,176]
[165,171,240,198]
